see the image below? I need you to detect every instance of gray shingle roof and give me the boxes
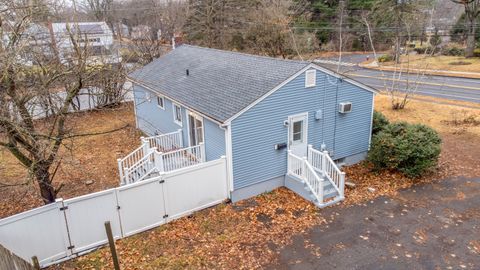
[129,45,309,123]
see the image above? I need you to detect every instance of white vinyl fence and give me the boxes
[28,82,133,120]
[0,157,228,268]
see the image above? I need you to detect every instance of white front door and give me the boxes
[288,113,308,157]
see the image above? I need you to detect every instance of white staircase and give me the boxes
[117,130,205,185]
[287,146,345,208]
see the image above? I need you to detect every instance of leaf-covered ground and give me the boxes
[1,95,479,269]
[50,95,480,269]
[0,103,142,218]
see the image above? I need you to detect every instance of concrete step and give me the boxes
[304,180,339,202]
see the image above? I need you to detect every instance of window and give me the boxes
[305,70,316,88]
[157,96,165,109]
[292,121,303,142]
[173,104,182,126]
[188,113,204,146]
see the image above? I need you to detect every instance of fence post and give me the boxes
[154,151,165,172]
[200,142,206,162]
[177,129,183,148]
[318,178,324,205]
[104,221,121,270]
[123,167,129,184]
[322,150,329,173]
[141,137,149,153]
[340,172,346,199]
[307,144,313,163]
[287,150,292,174]
[32,256,40,270]
[302,157,307,180]
[117,159,124,185]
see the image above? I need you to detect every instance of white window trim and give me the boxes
[156,95,165,110]
[287,112,309,149]
[187,111,205,147]
[173,103,183,126]
[305,70,316,88]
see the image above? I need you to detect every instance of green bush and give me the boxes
[368,122,442,178]
[378,54,393,62]
[442,46,464,56]
[414,46,440,55]
[474,48,480,57]
[372,110,390,135]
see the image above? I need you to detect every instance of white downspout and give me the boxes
[220,123,234,197]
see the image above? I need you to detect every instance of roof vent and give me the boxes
[186,69,190,76]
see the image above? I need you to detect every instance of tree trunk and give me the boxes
[34,165,56,204]
[465,20,476,58]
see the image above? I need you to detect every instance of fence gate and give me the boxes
[116,177,167,237]
[0,157,228,268]
[62,190,122,255]
[0,202,70,266]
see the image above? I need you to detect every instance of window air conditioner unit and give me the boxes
[339,102,352,113]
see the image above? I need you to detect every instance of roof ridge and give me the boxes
[180,44,310,65]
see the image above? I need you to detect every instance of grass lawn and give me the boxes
[374,55,480,77]
[44,95,480,270]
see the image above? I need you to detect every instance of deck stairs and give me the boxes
[117,130,205,185]
[287,146,345,208]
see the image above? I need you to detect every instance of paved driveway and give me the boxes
[269,177,480,270]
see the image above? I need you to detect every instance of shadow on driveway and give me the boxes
[269,177,480,270]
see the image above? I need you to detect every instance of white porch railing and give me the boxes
[117,144,150,184]
[142,129,183,152]
[307,146,345,199]
[123,149,156,184]
[158,143,205,172]
[118,130,208,185]
[287,146,345,206]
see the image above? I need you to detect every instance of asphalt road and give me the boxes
[269,177,480,269]
[315,54,480,103]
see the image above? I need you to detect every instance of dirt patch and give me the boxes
[0,103,142,218]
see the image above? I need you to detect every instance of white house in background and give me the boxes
[51,21,121,64]
[131,25,152,40]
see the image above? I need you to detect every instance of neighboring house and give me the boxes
[131,25,152,40]
[51,21,121,64]
[2,23,53,65]
[127,45,377,206]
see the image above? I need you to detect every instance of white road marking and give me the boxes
[314,59,357,67]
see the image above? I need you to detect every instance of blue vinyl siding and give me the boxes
[203,120,226,160]
[231,69,374,190]
[134,84,225,161]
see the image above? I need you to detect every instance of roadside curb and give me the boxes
[358,63,480,80]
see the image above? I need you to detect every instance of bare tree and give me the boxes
[451,0,480,57]
[362,6,437,110]
[85,0,115,34]
[0,3,126,203]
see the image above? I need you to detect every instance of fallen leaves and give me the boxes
[0,103,141,218]
[51,188,329,270]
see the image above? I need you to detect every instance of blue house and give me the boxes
[127,45,377,207]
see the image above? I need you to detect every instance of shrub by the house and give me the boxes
[372,110,390,135]
[368,122,442,178]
